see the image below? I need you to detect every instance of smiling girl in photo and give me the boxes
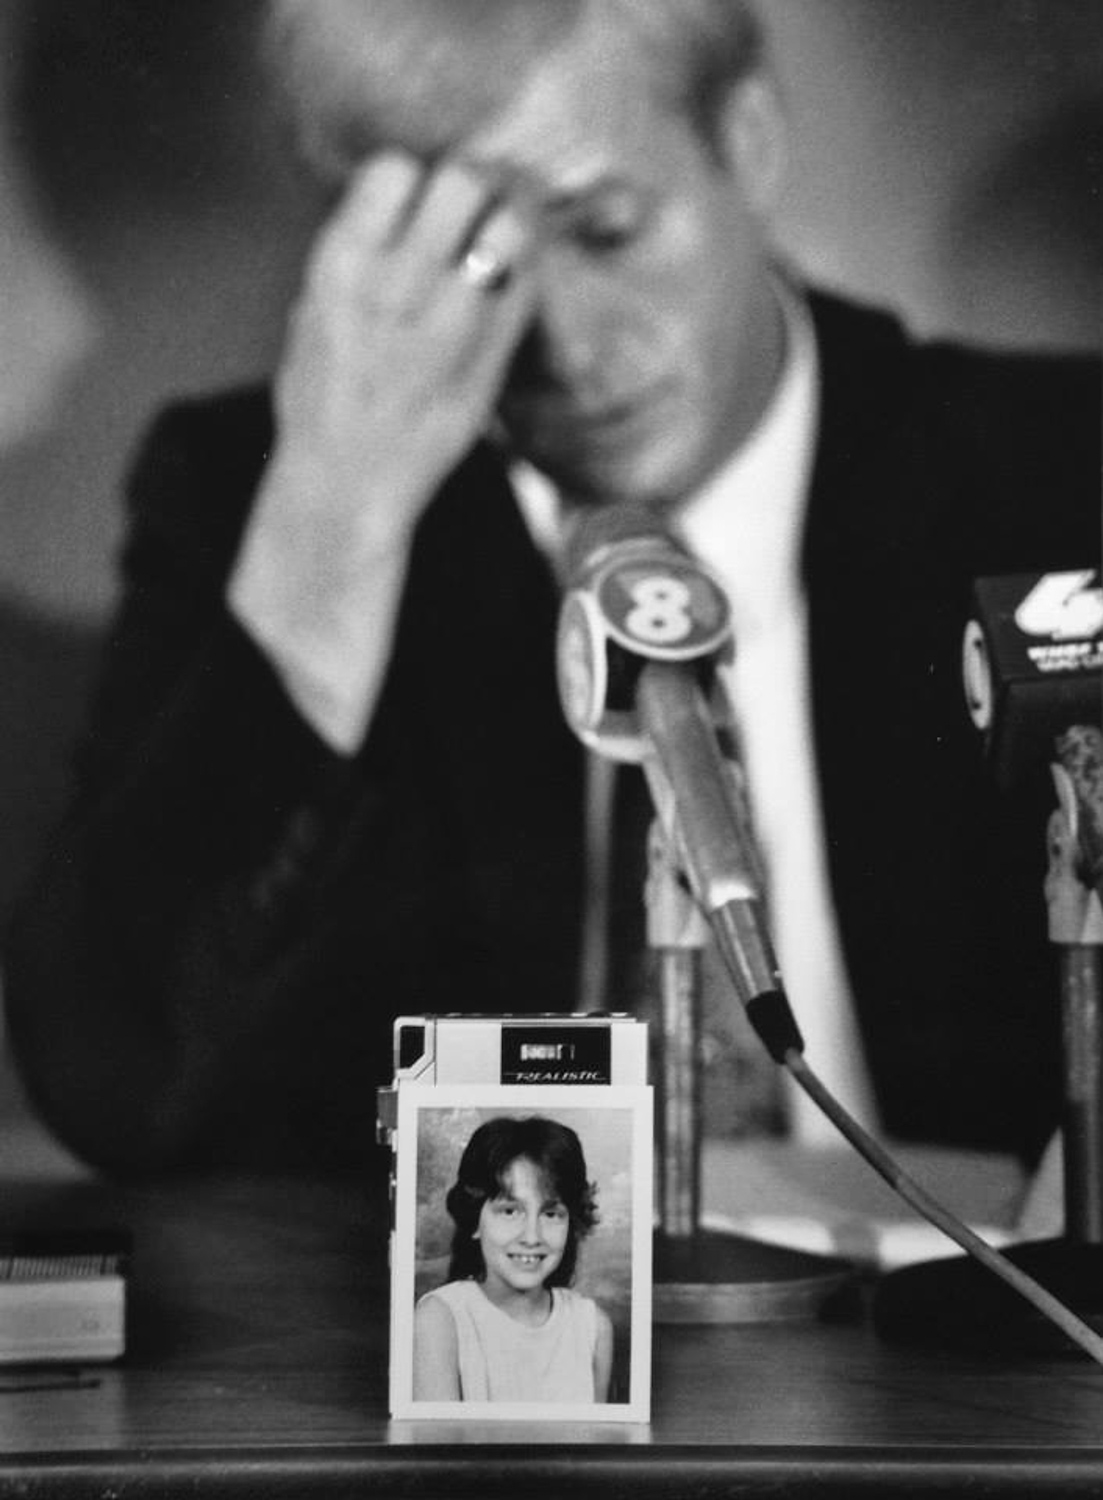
[413,1115,614,1404]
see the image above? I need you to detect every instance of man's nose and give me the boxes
[519,258,605,390]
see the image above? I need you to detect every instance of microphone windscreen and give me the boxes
[561,502,678,589]
[963,570,1102,789]
[555,502,730,761]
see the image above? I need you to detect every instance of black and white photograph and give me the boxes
[0,0,1099,1488]
[389,1084,652,1421]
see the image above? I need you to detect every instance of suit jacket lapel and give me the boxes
[800,296,953,1064]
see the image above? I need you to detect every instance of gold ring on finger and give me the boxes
[460,244,514,294]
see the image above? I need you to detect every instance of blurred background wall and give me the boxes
[0,0,1098,924]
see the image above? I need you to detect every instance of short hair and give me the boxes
[263,0,765,180]
[444,1115,599,1286]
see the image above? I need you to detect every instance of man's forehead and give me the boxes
[460,10,662,200]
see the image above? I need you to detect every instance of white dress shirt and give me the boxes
[516,292,880,1143]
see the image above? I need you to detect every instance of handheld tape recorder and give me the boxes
[377,1011,648,1146]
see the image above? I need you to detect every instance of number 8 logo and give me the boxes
[625,575,694,645]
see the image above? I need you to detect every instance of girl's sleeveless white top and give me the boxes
[419,1280,599,1403]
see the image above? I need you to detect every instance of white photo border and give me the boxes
[389,1083,653,1423]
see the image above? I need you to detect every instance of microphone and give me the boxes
[963,569,1103,791]
[556,505,803,1060]
[963,568,1103,914]
[964,571,1103,1244]
[556,503,732,763]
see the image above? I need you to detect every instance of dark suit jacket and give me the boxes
[4,293,1099,1172]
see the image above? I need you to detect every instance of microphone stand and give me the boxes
[1050,726,1103,1243]
[646,819,707,1244]
[639,675,852,1324]
[873,725,1103,1355]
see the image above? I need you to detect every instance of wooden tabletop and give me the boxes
[1,1171,1101,1498]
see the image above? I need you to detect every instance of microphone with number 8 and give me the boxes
[556,504,804,1062]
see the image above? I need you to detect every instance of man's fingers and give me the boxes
[286,146,538,438]
[395,161,539,311]
[456,201,536,297]
[404,160,497,270]
[344,151,424,249]
[307,151,536,318]
[305,151,422,296]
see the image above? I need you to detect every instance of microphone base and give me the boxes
[872,1238,1103,1358]
[652,1227,856,1325]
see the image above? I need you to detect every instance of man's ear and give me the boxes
[720,74,788,215]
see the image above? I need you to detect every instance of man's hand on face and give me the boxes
[229,150,539,750]
[267,150,537,554]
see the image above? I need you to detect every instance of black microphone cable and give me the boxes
[782,1050,1103,1364]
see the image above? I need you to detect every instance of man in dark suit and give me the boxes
[4,0,1098,1174]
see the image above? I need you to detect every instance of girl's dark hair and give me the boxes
[445,1115,599,1285]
